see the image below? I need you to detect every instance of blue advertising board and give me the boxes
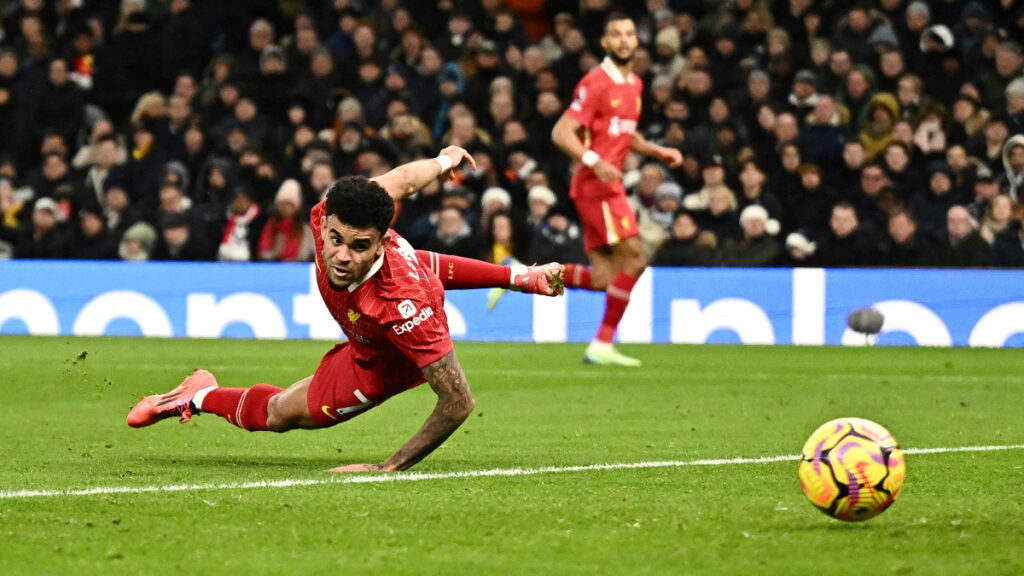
[1,261,1022,347]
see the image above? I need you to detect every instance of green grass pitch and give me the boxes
[1,335,1022,575]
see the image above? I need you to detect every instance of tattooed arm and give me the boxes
[330,349,474,472]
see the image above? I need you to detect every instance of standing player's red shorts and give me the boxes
[571,172,640,252]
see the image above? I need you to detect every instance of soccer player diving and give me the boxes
[127,146,564,472]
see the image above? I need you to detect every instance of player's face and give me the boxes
[320,215,388,291]
[601,18,637,66]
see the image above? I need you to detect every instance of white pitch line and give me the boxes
[2,444,1023,501]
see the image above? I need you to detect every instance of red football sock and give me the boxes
[201,384,283,431]
[563,263,593,290]
[596,272,638,343]
[416,250,510,289]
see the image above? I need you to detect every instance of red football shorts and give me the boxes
[571,179,639,252]
[307,343,400,427]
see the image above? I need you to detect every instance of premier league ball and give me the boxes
[798,417,906,522]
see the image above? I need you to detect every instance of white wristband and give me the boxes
[581,150,600,168]
[435,154,453,173]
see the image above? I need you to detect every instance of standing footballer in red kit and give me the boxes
[551,14,683,367]
[127,146,564,472]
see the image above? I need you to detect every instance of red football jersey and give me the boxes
[566,57,644,200]
[310,200,453,395]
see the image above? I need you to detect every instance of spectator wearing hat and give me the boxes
[526,184,557,232]
[783,162,837,238]
[708,21,744,93]
[815,201,878,267]
[651,208,720,267]
[842,65,877,132]
[1000,134,1024,203]
[66,204,118,260]
[856,91,897,158]
[867,24,901,60]
[118,221,158,262]
[15,197,65,259]
[738,70,779,133]
[876,209,934,267]
[463,39,506,118]
[651,26,685,83]
[948,93,989,147]
[258,179,312,262]
[932,205,990,267]
[967,167,1002,221]
[642,181,684,256]
[721,204,781,267]
[152,208,211,262]
[979,194,1017,245]
[788,69,820,119]
[528,205,588,266]
[480,186,513,233]
[780,230,817,267]
[911,160,961,241]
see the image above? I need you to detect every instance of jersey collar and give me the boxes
[347,252,385,292]
[600,57,634,85]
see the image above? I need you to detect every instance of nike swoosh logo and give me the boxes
[611,98,622,107]
[321,405,339,420]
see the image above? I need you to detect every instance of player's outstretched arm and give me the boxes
[630,132,683,168]
[371,146,476,201]
[330,350,474,473]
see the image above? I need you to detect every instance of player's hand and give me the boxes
[438,145,477,177]
[593,159,623,183]
[328,463,387,473]
[659,146,684,168]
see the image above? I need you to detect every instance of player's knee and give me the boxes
[623,251,647,277]
[265,394,292,432]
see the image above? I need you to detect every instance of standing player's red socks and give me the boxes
[563,263,593,290]
[596,272,638,343]
[416,250,510,289]
[200,385,283,431]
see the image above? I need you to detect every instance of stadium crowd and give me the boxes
[1,0,1023,268]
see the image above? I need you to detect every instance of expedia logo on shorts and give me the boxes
[392,306,434,335]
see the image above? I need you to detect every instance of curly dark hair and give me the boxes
[324,176,394,235]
